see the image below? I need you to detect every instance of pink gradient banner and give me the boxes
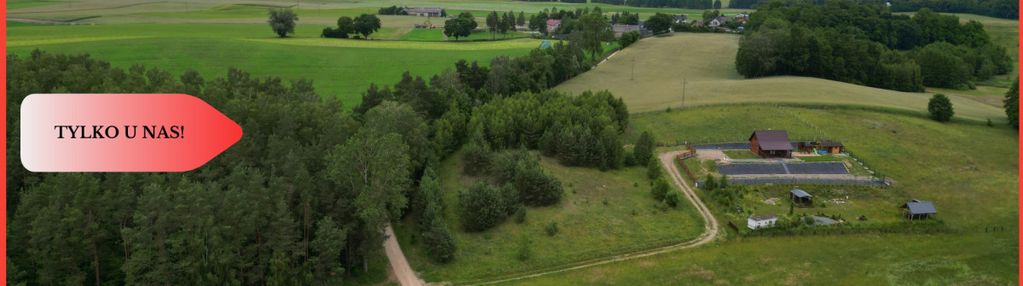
[20,93,242,172]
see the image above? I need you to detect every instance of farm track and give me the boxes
[414,150,721,286]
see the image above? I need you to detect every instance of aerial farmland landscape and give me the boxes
[5,0,1019,285]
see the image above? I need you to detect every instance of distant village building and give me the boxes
[795,140,844,154]
[405,7,443,17]
[747,214,778,229]
[749,130,793,158]
[673,14,689,24]
[612,24,643,38]
[902,199,937,220]
[733,13,751,22]
[708,16,729,28]
[546,19,562,32]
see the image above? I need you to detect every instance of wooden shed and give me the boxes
[749,130,793,158]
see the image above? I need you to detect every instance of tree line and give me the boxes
[736,0,1011,91]
[592,0,715,9]
[7,51,414,285]
[889,0,1018,19]
[322,14,381,39]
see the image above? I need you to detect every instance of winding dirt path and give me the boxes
[384,225,426,286]
[452,150,720,285]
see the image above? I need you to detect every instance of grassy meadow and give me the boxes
[393,151,705,283]
[556,33,1012,122]
[7,22,538,107]
[505,104,1018,285]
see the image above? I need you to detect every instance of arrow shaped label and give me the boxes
[20,93,243,172]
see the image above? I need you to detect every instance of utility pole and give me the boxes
[681,77,687,109]
[631,56,636,81]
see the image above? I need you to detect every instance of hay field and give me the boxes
[555,33,1010,122]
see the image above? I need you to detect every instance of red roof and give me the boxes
[750,130,792,151]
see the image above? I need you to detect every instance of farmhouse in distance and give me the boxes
[749,130,793,158]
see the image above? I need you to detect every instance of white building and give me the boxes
[747,214,778,230]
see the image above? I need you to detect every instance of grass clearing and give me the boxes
[504,104,1017,285]
[557,33,1009,122]
[8,23,536,106]
[400,29,530,42]
[394,151,705,283]
[722,150,758,159]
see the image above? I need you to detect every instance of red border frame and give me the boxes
[0,0,1016,284]
[3,0,10,282]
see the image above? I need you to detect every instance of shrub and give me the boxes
[459,183,508,232]
[646,157,662,180]
[651,177,670,200]
[514,207,527,224]
[490,150,564,206]
[462,138,492,176]
[516,236,532,261]
[928,94,955,122]
[545,222,559,237]
[703,174,718,190]
[664,191,681,207]
[718,174,728,189]
[633,131,655,166]
[1005,78,1018,129]
[618,31,641,48]
[421,221,457,263]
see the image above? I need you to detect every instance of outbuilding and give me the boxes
[790,189,813,205]
[902,199,937,220]
[405,7,443,17]
[747,214,778,230]
[749,130,793,158]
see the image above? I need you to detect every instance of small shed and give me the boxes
[790,189,813,205]
[796,140,844,154]
[749,130,793,158]
[901,199,937,220]
[747,214,777,230]
[405,7,443,17]
[708,16,728,28]
[613,24,642,38]
[673,14,689,24]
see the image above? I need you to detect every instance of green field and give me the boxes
[394,151,705,283]
[400,29,530,42]
[505,105,1018,285]
[556,33,1012,122]
[7,23,538,106]
[8,0,741,24]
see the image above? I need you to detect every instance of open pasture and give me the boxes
[556,33,1010,122]
[394,151,705,283]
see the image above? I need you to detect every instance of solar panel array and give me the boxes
[718,163,787,175]
[718,162,848,175]
[786,162,848,174]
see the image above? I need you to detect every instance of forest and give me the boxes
[735,0,1012,91]
[6,13,617,283]
[889,0,1018,19]
[591,0,714,9]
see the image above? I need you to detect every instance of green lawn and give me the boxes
[400,29,530,42]
[394,151,705,283]
[797,155,846,162]
[505,104,1018,285]
[731,184,908,226]
[722,150,758,159]
[8,23,537,107]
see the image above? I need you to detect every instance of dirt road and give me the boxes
[383,225,426,286]
[455,151,720,285]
